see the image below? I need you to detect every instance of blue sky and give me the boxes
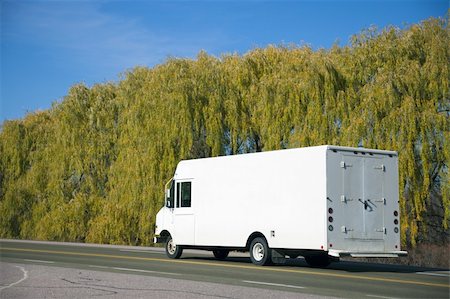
[1,0,447,123]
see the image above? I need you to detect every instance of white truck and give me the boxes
[154,145,407,267]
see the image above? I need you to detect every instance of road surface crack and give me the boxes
[61,277,237,298]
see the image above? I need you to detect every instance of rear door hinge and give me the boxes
[341,226,353,233]
[340,161,353,169]
[374,164,386,171]
[375,227,387,234]
[374,197,386,204]
[341,195,354,203]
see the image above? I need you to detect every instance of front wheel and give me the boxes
[165,236,183,259]
[250,237,272,266]
[213,250,229,260]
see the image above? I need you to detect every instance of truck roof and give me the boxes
[175,145,397,178]
[181,145,397,163]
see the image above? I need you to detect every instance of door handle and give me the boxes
[358,198,368,210]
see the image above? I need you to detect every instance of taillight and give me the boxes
[394,211,399,233]
[328,205,334,232]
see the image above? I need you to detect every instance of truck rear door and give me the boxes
[341,154,385,240]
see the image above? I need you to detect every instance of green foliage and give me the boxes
[0,16,448,246]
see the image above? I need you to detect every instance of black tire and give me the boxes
[304,255,331,268]
[249,237,272,266]
[165,236,183,259]
[213,250,229,260]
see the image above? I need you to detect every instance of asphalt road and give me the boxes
[1,240,449,298]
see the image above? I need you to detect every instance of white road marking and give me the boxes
[119,249,163,254]
[366,295,400,299]
[416,271,450,277]
[88,265,109,269]
[243,280,304,289]
[0,265,28,291]
[113,267,180,276]
[23,259,54,264]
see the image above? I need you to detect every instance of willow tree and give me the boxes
[0,15,448,246]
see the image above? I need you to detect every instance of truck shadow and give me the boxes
[317,260,448,273]
[181,256,448,274]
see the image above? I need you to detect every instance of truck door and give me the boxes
[173,180,195,245]
[341,155,384,240]
[363,157,385,239]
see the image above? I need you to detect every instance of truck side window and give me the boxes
[174,181,191,208]
[181,182,191,207]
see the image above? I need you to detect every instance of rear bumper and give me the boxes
[328,249,408,258]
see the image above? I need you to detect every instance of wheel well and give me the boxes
[160,230,171,242]
[245,232,267,250]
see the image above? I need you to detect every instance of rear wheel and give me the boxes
[250,237,272,266]
[213,250,229,260]
[165,236,183,259]
[304,255,331,267]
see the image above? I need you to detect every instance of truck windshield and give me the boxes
[166,180,175,208]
